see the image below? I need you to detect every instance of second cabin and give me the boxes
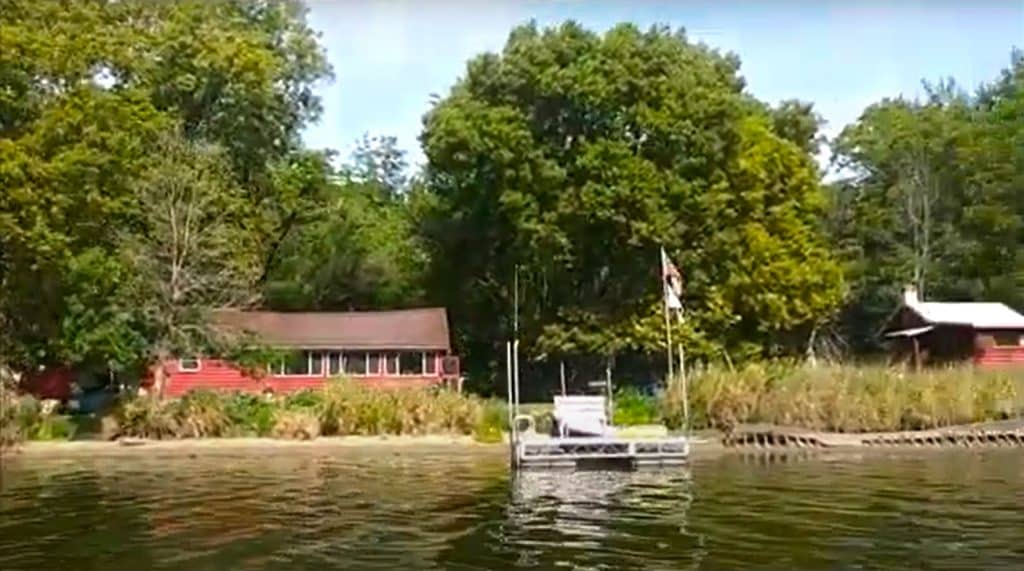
[882,286,1024,368]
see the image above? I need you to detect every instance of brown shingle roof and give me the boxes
[214,308,451,351]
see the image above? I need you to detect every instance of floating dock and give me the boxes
[513,434,690,470]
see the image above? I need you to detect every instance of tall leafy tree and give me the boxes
[420,22,843,387]
[830,52,1024,350]
[0,0,330,374]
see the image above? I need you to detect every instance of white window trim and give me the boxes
[340,351,372,377]
[274,351,327,378]
[179,358,202,373]
[397,351,427,377]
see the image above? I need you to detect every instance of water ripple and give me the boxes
[1,448,1022,570]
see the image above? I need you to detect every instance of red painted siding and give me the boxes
[974,346,1024,367]
[21,367,76,400]
[161,358,445,397]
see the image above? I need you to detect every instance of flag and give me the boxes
[661,247,683,311]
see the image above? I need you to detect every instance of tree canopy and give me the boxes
[830,51,1024,350]
[419,22,843,387]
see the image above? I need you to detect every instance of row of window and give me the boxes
[270,351,437,377]
[179,351,440,377]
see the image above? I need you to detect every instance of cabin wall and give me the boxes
[973,328,1024,367]
[161,358,445,397]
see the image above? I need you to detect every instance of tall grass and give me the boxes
[664,362,1022,433]
[612,388,660,426]
[111,380,504,441]
[1,394,75,445]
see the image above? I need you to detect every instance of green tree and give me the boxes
[830,52,1024,350]
[264,142,428,310]
[420,22,843,387]
[0,0,330,374]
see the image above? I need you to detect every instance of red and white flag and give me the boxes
[661,247,683,311]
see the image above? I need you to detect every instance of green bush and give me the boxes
[224,393,275,436]
[115,396,179,439]
[172,390,231,437]
[472,399,507,443]
[1,395,76,442]
[613,388,660,426]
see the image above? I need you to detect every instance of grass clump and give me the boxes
[224,393,276,436]
[612,387,660,426]
[1,394,76,443]
[665,362,1022,433]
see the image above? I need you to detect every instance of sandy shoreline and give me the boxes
[6,434,498,457]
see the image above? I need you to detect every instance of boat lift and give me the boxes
[505,341,689,470]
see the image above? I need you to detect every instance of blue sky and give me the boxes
[302,0,1024,168]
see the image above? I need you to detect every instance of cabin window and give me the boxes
[993,332,1021,347]
[282,351,310,375]
[273,351,325,376]
[327,353,342,376]
[343,351,368,376]
[385,353,399,375]
[368,353,381,375]
[179,358,201,372]
[424,353,437,375]
[399,352,423,376]
[310,351,324,375]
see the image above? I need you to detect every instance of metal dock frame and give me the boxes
[514,435,690,469]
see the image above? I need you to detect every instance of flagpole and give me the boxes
[661,248,674,382]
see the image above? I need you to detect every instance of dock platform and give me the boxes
[514,435,690,469]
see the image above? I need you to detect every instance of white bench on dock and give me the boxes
[553,395,613,437]
[511,395,690,470]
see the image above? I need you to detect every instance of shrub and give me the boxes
[224,393,276,436]
[664,362,1022,433]
[272,409,320,440]
[613,387,659,426]
[172,390,231,437]
[472,399,507,443]
[115,396,179,439]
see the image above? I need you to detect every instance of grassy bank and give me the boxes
[664,363,1023,433]
[2,381,507,446]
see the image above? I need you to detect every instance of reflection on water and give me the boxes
[0,447,1022,570]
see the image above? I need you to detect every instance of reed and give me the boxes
[110,379,502,441]
[664,362,1022,433]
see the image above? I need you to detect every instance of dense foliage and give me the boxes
[420,23,842,389]
[2,9,1023,394]
[830,51,1024,351]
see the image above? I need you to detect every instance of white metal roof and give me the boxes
[884,325,935,338]
[907,301,1024,329]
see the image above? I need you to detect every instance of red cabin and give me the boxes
[883,286,1024,368]
[159,308,462,397]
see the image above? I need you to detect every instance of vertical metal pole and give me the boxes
[664,302,674,382]
[661,249,674,383]
[513,264,520,419]
[506,341,514,432]
[513,340,520,419]
[559,360,567,396]
[605,356,613,423]
[678,341,689,430]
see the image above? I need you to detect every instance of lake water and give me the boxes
[1,446,1022,570]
